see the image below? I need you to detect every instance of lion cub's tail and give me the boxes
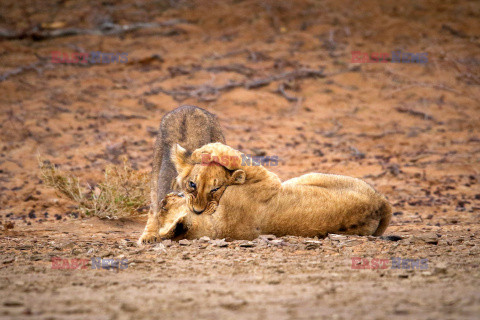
[372,200,392,236]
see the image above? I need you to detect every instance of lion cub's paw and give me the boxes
[138,232,160,245]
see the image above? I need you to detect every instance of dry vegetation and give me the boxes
[39,156,150,219]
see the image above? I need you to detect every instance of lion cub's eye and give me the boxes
[189,181,196,189]
[210,187,220,193]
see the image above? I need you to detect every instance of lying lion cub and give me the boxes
[146,142,392,241]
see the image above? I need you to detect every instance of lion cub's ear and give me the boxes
[230,169,246,185]
[171,144,192,176]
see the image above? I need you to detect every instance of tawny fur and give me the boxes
[138,106,225,244]
[153,143,392,241]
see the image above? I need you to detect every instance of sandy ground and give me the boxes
[0,0,479,319]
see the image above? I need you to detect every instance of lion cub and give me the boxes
[138,106,225,244]
[160,142,392,240]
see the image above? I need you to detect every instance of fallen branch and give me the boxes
[275,82,298,102]
[395,106,435,121]
[145,68,325,102]
[205,64,255,76]
[0,61,43,82]
[0,19,187,41]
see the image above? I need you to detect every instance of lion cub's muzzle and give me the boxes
[186,193,217,215]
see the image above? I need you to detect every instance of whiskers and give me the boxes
[185,193,195,207]
[203,201,217,215]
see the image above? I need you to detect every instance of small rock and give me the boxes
[2,257,14,264]
[153,243,167,252]
[101,251,114,258]
[4,300,23,307]
[267,280,281,285]
[3,221,14,230]
[380,235,403,242]
[417,233,439,245]
[179,239,191,246]
[162,239,173,247]
[220,298,248,310]
[146,126,158,137]
[106,141,127,157]
[239,241,256,248]
[24,195,38,202]
[120,239,135,247]
[27,210,36,219]
[199,236,211,243]
[268,239,284,246]
[305,240,322,250]
[121,302,138,312]
[434,263,447,275]
[250,148,266,156]
[259,234,276,240]
[328,234,347,241]
[212,239,228,247]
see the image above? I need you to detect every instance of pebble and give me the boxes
[328,234,348,241]
[211,239,228,247]
[305,240,322,250]
[434,263,447,275]
[179,239,191,246]
[120,302,138,312]
[259,234,276,240]
[153,244,167,252]
[3,301,23,307]
[268,239,284,246]
[162,240,173,247]
[239,241,256,248]
[199,236,211,243]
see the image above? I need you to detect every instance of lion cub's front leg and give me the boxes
[138,211,160,244]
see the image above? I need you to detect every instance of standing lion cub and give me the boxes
[149,142,392,241]
[139,106,225,244]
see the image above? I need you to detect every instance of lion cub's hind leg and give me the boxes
[337,200,392,236]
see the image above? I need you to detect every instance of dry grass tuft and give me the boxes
[39,156,150,219]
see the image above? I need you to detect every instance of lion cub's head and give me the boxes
[171,144,245,215]
[157,193,189,240]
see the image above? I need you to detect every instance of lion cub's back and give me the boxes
[151,105,225,210]
[159,105,225,151]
